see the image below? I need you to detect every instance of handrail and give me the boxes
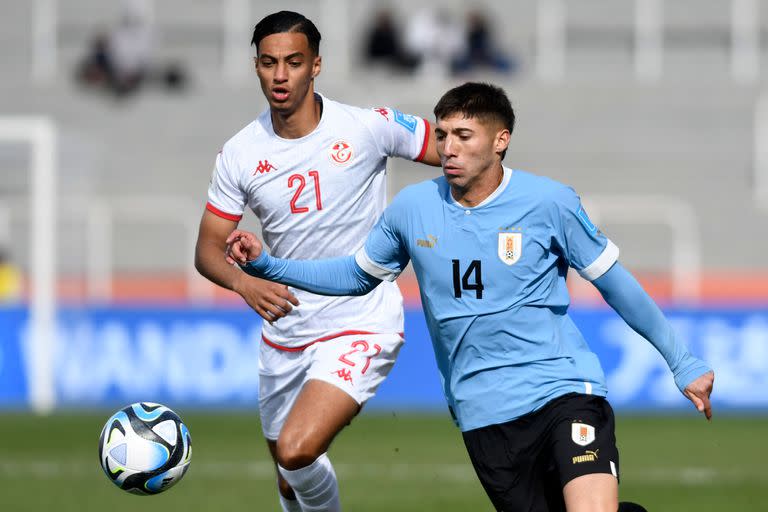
[28,0,761,84]
[80,196,212,303]
[0,202,10,249]
[754,90,768,209]
[222,0,251,85]
[0,194,212,303]
[31,0,57,84]
[731,0,759,84]
[582,195,701,302]
[536,0,565,82]
[30,0,254,86]
[634,0,662,82]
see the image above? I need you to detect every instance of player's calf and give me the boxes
[279,453,341,512]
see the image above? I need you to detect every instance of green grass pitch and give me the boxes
[0,412,765,511]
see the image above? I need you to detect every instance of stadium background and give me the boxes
[0,0,766,510]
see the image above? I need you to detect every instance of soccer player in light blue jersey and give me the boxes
[225,82,714,512]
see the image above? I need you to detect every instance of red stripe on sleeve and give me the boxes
[206,202,243,221]
[415,118,431,162]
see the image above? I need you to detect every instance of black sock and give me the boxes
[618,502,648,512]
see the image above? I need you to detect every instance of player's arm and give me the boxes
[364,107,440,166]
[552,184,713,418]
[194,210,299,320]
[225,229,382,296]
[230,189,410,296]
[418,123,441,166]
[592,262,714,419]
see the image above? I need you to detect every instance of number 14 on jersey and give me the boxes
[452,259,484,299]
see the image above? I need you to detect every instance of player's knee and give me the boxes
[275,434,322,470]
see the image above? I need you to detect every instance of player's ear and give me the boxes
[312,55,322,79]
[495,128,511,155]
[253,56,258,72]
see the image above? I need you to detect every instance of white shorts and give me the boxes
[258,332,405,440]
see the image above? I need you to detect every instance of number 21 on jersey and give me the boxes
[288,170,323,214]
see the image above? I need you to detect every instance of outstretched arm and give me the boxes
[194,210,299,321]
[592,262,714,420]
[226,229,382,296]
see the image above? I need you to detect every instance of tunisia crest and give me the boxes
[329,140,353,165]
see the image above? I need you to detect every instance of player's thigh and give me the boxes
[279,333,404,445]
[562,473,618,512]
[306,333,404,405]
[258,342,311,441]
[462,420,555,512]
[278,379,360,463]
[549,394,619,506]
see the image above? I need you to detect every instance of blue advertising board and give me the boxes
[0,305,766,411]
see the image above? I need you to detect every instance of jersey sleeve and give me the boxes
[242,252,381,297]
[206,149,245,221]
[593,262,712,392]
[354,194,412,281]
[360,107,430,162]
[552,186,619,281]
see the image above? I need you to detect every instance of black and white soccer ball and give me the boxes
[98,402,192,495]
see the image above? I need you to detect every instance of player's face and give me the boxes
[435,114,510,192]
[255,32,321,115]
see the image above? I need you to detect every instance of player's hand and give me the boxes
[683,371,714,420]
[233,274,299,322]
[225,229,263,264]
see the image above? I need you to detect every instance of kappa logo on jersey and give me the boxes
[393,109,418,133]
[253,160,277,175]
[498,232,522,265]
[374,107,390,120]
[333,368,354,384]
[571,422,596,446]
[329,140,353,165]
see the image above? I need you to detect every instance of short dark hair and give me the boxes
[251,11,321,55]
[434,82,515,158]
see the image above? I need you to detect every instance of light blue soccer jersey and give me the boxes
[354,168,620,431]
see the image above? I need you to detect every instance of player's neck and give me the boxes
[451,164,504,208]
[270,92,322,139]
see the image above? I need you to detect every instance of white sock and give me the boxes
[279,493,302,512]
[278,453,340,512]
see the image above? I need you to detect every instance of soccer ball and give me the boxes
[98,402,192,495]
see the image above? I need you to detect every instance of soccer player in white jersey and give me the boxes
[225,82,715,512]
[194,11,438,512]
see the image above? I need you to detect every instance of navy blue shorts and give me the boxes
[462,393,619,512]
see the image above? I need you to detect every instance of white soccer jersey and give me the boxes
[207,93,430,349]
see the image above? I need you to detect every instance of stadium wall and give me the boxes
[0,303,765,412]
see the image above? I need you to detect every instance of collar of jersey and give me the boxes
[448,166,514,210]
[266,92,327,142]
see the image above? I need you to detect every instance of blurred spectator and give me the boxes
[0,248,21,303]
[403,7,465,78]
[363,9,419,72]
[451,10,518,76]
[76,0,188,99]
